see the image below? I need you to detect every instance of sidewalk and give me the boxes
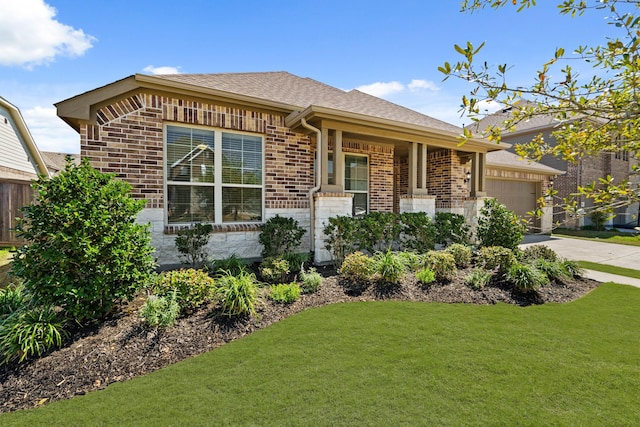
[520,235,640,288]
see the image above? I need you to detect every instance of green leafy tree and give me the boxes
[11,159,155,323]
[440,0,640,219]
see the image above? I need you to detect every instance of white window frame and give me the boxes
[164,123,264,225]
[323,151,369,216]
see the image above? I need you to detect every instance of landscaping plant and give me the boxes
[259,215,306,258]
[465,268,492,290]
[477,246,517,275]
[374,249,405,285]
[476,198,527,250]
[399,212,437,253]
[259,257,291,284]
[11,159,155,324]
[420,250,457,281]
[338,251,377,283]
[445,243,473,268]
[152,269,216,313]
[434,212,470,246]
[208,254,248,277]
[214,271,260,317]
[268,283,301,304]
[299,267,322,294]
[521,245,558,263]
[140,290,181,328]
[175,223,213,268]
[506,262,549,293]
[416,268,436,286]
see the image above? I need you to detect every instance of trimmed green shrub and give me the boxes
[153,269,216,313]
[476,198,527,250]
[374,250,405,285]
[208,254,248,277]
[323,215,359,267]
[465,268,492,290]
[589,210,609,231]
[0,304,67,364]
[416,268,436,286]
[477,246,517,274]
[339,251,377,283]
[434,212,470,246]
[300,268,322,294]
[11,158,155,324]
[175,223,213,268]
[445,243,473,268]
[421,250,457,281]
[358,212,403,253]
[400,212,437,253]
[140,290,181,327]
[506,262,549,292]
[268,283,301,304]
[259,215,306,258]
[521,245,558,262]
[259,257,291,284]
[214,271,260,317]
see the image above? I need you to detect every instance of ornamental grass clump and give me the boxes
[374,250,405,285]
[506,262,549,293]
[214,271,260,317]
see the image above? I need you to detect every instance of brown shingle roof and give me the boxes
[486,150,563,175]
[40,151,80,174]
[153,72,462,134]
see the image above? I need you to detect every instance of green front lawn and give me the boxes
[2,283,639,426]
[578,261,640,280]
[553,228,640,246]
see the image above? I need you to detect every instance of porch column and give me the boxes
[408,142,429,195]
[470,152,487,197]
[321,127,330,187]
[321,128,343,192]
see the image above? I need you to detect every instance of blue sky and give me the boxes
[0,0,614,153]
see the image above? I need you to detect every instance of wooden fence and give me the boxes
[0,181,34,246]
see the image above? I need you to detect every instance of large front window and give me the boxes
[166,125,263,224]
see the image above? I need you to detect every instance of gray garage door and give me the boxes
[486,179,537,220]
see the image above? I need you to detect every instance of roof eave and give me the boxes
[1,97,49,177]
[287,105,509,152]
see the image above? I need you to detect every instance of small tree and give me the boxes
[476,198,527,250]
[11,159,155,323]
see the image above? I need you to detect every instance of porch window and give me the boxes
[344,154,369,216]
[166,125,263,224]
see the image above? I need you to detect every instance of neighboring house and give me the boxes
[40,151,81,175]
[0,97,49,246]
[55,72,555,265]
[485,150,562,232]
[476,105,639,228]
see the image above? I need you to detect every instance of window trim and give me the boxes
[164,123,265,226]
[322,151,370,216]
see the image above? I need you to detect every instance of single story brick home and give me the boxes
[55,72,556,265]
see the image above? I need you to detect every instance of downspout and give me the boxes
[300,118,322,260]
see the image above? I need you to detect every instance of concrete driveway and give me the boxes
[520,235,640,288]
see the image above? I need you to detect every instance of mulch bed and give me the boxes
[0,267,600,414]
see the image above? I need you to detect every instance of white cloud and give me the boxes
[356,81,404,97]
[476,99,504,115]
[143,65,182,75]
[22,106,79,154]
[0,0,95,68]
[408,79,440,92]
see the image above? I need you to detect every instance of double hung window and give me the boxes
[166,125,263,224]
